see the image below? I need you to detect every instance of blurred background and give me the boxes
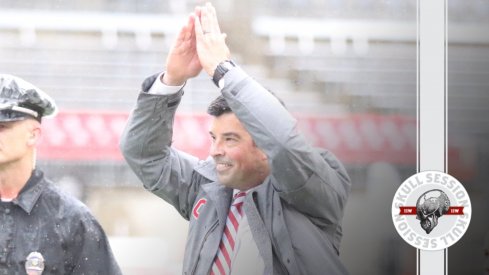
[0,0,487,274]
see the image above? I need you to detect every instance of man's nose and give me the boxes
[210,141,224,157]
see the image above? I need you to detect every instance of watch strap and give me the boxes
[212,60,236,87]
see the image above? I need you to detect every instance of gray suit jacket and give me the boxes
[120,67,351,274]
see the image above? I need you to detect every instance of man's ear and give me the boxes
[252,140,268,161]
[258,148,268,161]
[27,124,42,147]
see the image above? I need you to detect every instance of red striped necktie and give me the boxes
[210,191,246,275]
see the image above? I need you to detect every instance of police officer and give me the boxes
[0,74,121,274]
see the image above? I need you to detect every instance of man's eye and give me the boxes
[225,138,240,145]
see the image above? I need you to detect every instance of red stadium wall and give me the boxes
[37,110,418,164]
[37,111,471,181]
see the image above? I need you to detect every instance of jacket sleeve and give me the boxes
[220,67,351,226]
[119,74,200,219]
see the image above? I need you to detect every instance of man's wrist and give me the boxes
[148,72,185,95]
[212,60,236,88]
[162,72,186,86]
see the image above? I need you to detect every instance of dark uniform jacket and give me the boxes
[0,169,121,275]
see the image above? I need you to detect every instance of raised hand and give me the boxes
[163,13,203,86]
[194,3,231,77]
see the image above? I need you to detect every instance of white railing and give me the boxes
[0,9,186,49]
[252,16,489,54]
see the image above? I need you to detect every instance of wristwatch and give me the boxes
[212,60,236,88]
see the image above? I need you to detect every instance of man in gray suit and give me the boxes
[120,3,350,274]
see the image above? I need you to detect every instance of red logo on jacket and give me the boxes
[192,198,207,219]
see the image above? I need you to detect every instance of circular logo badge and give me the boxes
[391,171,471,250]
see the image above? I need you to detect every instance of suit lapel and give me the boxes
[202,182,232,230]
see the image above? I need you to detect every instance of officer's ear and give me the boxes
[26,120,42,147]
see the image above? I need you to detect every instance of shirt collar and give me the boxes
[234,176,270,196]
[12,169,45,214]
[232,186,257,198]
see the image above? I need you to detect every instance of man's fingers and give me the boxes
[200,6,213,34]
[197,3,221,35]
[206,3,221,33]
[181,16,192,41]
[193,13,204,38]
[188,13,197,39]
[194,6,202,18]
[207,2,216,16]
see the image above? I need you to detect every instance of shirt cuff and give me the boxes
[147,72,185,95]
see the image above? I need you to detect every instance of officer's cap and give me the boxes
[0,74,57,122]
